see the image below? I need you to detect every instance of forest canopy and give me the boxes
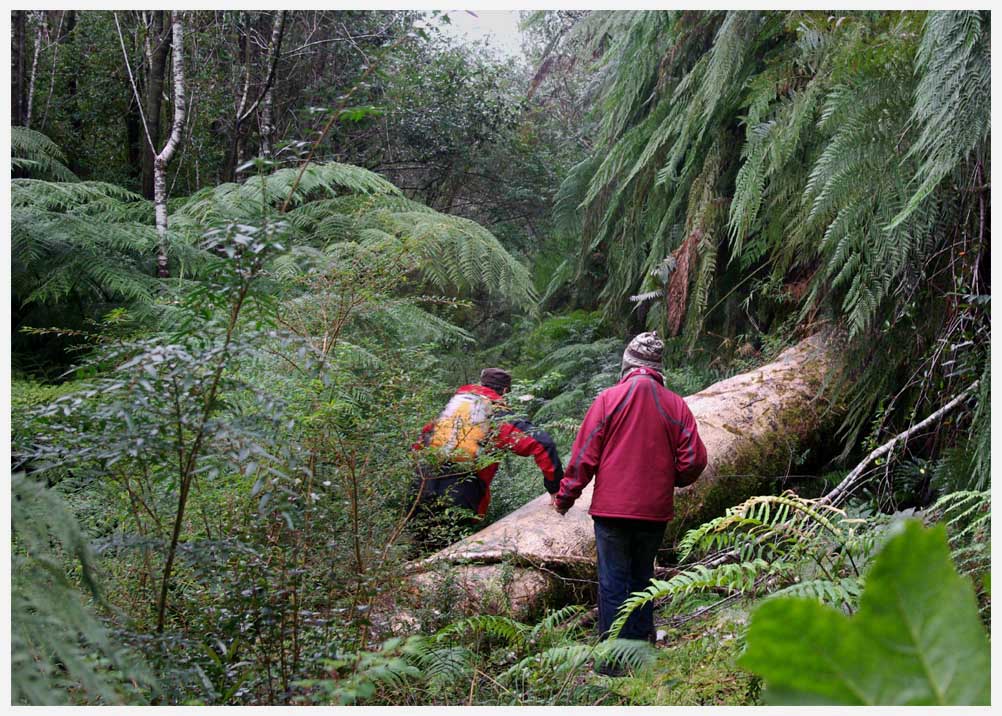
[9,9,990,707]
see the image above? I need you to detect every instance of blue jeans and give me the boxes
[593,516,667,641]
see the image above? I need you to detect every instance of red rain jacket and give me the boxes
[554,367,707,521]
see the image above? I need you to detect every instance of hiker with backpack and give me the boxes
[409,368,563,550]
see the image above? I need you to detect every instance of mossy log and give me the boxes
[401,331,839,621]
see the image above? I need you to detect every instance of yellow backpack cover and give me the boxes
[428,391,493,462]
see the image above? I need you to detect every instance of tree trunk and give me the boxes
[259,84,275,160]
[39,10,66,132]
[24,11,45,128]
[12,10,26,126]
[227,10,286,178]
[153,12,187,278]
[258,11,286,160]
[143,11,170,200]
[396,330,841,624]
[63,11,82,144]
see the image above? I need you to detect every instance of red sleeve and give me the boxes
[674,401,707,488]
[495,420,564,494]
[555,395,606,510]
[411,421,435,452]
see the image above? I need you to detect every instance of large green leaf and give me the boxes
[738,520,989,705]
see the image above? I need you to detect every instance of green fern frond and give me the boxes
[609,558,777,638]
[766,576,863,608]
[12,473,153,704]
[891,11,989,226]
[11,127,77,182]
[433,614,531,649]
[678,492,852,562]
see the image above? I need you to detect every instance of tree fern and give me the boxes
[12,472,153,704]
[11,126,77,181]
[892,11,990,226]
[551,10,987,460]
[177,163,535,310]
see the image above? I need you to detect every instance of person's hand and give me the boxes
[550,493,569,515]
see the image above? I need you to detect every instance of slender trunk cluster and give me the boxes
[24,11,45,128]
[228,10,287,178]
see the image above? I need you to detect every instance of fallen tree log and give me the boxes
[399,331,841,622]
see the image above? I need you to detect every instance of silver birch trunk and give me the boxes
[24,11,44,128]
[154,12,186,278]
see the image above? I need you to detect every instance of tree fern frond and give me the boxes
[891,11,990,226]
[12,473,153,704]
[11,127,77,182]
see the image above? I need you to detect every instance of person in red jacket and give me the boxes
[551,332,707,661]
[411,368,563,549]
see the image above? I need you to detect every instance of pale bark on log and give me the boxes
[399,331,840,622]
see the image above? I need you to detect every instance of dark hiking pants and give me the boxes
[408,464,484,553]
[593,516,667,642]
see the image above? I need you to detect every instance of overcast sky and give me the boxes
[437,10,527,60]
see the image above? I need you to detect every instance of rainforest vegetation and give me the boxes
[10,10,990,706]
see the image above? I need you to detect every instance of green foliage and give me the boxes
[925,490,990,586]
[551,10,989,461]
[12,472,153,704]
[610,560,776,639]
[893,11,990,224]
[611,492,891,641]
[739,520,989,705]
[294,604,653,705]
[11,126,77,181]
[609,606,761,705]
[178,162,536,310]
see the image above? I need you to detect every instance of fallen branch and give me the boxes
[820,381,979,507]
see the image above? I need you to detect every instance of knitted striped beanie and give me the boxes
[621,331,664,374]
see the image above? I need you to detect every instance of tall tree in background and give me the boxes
[117,10,188,276]
[141,11,172,199]
[152,13,187,277]
[224,11,286,179]
[12,10,27,126]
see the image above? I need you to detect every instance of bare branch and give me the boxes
[820,382,980,507]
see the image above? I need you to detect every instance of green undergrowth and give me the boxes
[608,604,760,705]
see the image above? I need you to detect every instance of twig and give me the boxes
[820,381,979,507]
